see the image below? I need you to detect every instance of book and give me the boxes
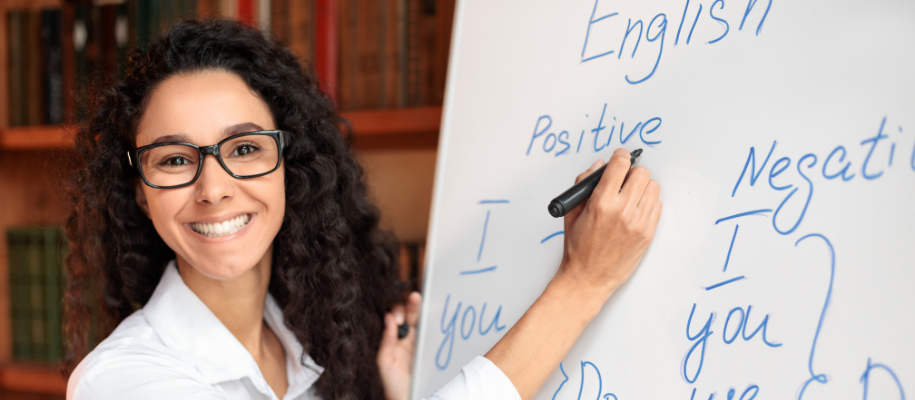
[269,0,289,42]
[24,11,44,125]
[7,227,67,364]
[355,0,383,109]
[41,9,64,125]
[43,228,64,363]
[26,228,47,361]
[337,0,356,109]
[406,0,454,106]
[287,0,314,62]
[382,0,406,108]
[8,10,24,127]
[116,3,130,80]
[9,229,30,360]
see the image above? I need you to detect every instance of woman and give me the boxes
[63,20,661,400]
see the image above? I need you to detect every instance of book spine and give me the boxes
[270,0,288,42]
[25,11,44,125]
[61,4,76,123]
[384,0,407,108]
[116,3,129,81]
[355,0,382,108]
[27,228,48,362]
[73,3,89,122]
[42,9,64,125]
[135,0,150,47]
[8,11,24,127]
[8,229,30,360]
[43,228,62,364]
[337,0,356,109]
[148,0,160,37]
[405,0,421,107]
[98,5,117,78]
[287,0,313,62]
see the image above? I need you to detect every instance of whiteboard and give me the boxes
[412,0,915,399]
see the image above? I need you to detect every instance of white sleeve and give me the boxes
[427,356,522,400]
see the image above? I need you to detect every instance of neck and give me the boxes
[176,251,272,356]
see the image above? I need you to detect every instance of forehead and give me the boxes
[135,70,276,147]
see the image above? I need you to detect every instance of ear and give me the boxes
[135,180,151,218]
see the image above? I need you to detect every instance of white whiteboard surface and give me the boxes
[412,1,915,399]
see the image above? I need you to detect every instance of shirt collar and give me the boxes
[143,261,323,398]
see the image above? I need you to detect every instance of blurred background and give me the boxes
[0,0,453,397]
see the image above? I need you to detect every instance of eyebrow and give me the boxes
[149,122,266,145]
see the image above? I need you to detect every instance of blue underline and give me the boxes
[460,266,497,275]
[705,275,746,290]
[541,231,565,244]
[479,200,510,204]
[715,209,772,225]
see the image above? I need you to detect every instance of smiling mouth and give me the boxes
[190,214,252,238]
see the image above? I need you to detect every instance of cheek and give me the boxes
[267,168,286,225]
[144,188,193,237]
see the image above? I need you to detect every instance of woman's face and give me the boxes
[134,70,285,280]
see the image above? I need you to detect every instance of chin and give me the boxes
[190,257,259,280]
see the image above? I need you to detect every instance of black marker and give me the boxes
[547,149,643,218]
[397,322,409,339]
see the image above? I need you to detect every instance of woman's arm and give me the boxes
[486,148,662,399]
[378,148,661,400]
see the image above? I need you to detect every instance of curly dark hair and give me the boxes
[63,19,404,399]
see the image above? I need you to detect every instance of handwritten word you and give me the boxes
[436,295,507,370]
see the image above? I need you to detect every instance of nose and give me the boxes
[194,154,234,205]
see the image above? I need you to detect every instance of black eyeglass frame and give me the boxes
[128,130,289,189]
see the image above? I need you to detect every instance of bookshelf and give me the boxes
[0,0,449,395]
[0,105,442,150]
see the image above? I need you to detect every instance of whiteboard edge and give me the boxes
[409,0,467,399]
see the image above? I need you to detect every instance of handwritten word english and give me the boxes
[581,0,772,84]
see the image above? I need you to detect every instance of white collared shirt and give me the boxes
[67,262,520,400]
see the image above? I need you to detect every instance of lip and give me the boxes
[183,213,256,243]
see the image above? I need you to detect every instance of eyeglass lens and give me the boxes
[140,134,279,187]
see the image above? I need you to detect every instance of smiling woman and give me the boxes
[62,20,408,400]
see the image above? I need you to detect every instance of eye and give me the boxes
[159,155,193,167]
[231,143,260,157]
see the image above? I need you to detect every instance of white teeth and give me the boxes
[190,214,251,238]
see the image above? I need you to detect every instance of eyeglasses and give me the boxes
[128,130,289,189]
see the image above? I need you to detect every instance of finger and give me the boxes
[621,166,651,210]
[566,159,605,231]
[646,201,663,237]
[577,159,605,183]
[637,179,661,212]
[593,148,633,198]
[378,313,399,360]
[392,304,405,325]
[405,292,421,327]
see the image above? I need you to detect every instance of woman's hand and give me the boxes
[558,147,662,302]
[485,148,662,399]
[377,292,422,400]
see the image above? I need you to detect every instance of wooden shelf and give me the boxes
[0,363,67,395]
[0,126,73,150]
[0,106,441,151]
